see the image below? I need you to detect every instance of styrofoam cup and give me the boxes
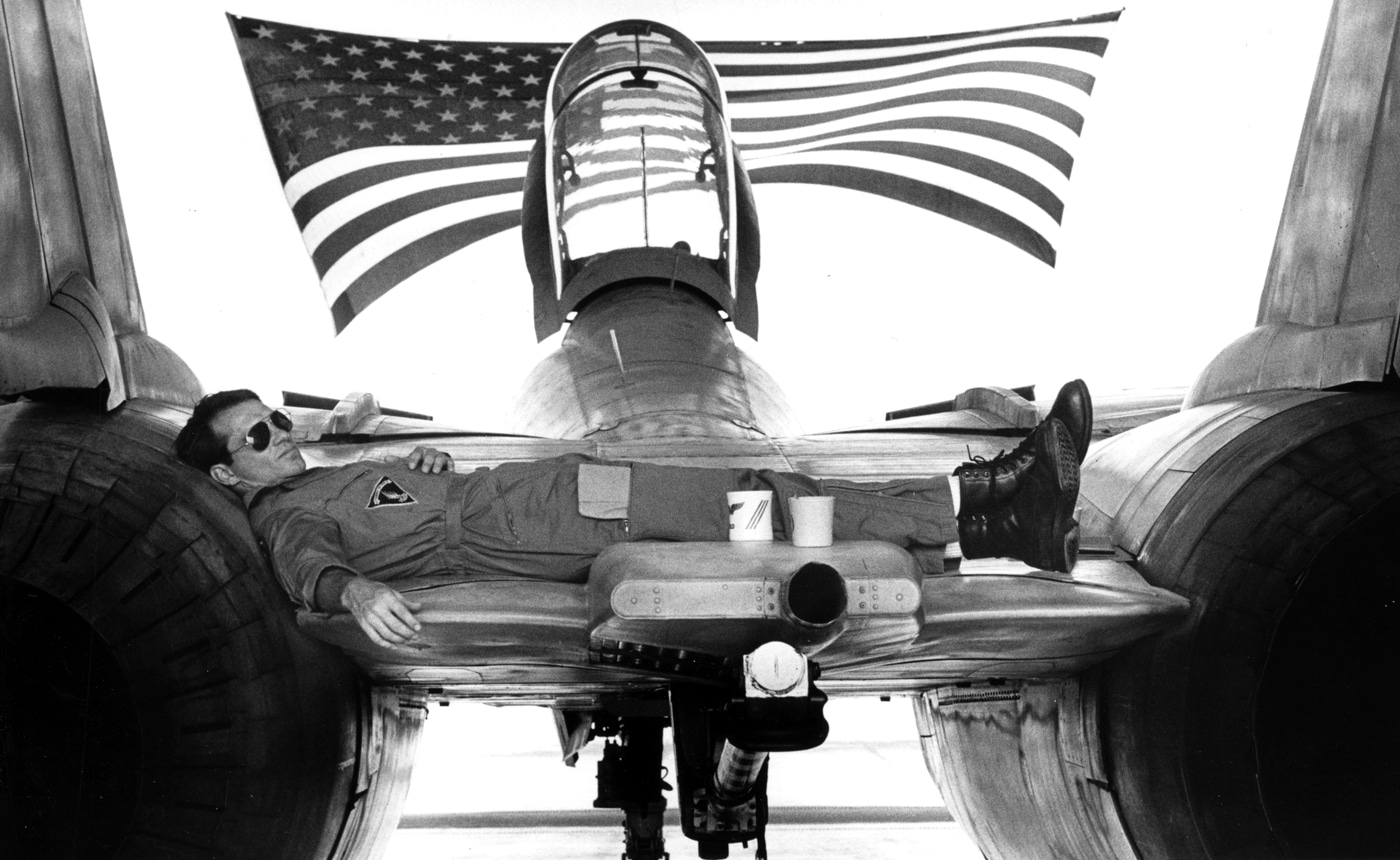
[727,490,774,541]
[790,496,835,547]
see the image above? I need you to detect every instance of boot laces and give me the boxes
[967,430,1036,468]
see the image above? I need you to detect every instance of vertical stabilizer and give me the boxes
[0,0,199,408]
[1189,1,1400,406]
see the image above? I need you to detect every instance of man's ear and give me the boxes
[210,463,240,487]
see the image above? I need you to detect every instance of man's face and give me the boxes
[209,399,307,490]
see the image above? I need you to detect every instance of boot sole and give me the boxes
[1037,418,1081,572]
[1051,379,1093,464]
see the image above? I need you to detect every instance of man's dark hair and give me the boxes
[174,389,261,473]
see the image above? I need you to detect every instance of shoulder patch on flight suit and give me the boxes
[367,476,417,509]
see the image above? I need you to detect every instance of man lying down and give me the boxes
[175,383,1091,650]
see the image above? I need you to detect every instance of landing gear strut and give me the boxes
[594,713,672,860]
[590,643,829,860]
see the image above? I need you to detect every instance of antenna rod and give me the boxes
[610,329,627,377]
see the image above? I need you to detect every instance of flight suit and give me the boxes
[249,453,957,611]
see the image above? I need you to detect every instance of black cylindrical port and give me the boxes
[784,562,847,627]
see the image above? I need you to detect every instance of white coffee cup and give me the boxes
[790,496,835,547]
[727,490,774,541]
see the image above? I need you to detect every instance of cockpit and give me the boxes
[523,21,760,340]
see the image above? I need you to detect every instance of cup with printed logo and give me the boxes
[727,491,774,541]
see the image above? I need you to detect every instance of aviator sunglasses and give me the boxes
[230,409,294,455]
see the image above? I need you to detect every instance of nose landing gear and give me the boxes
[590,643,828,860]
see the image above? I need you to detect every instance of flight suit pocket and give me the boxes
[578,463,631,519]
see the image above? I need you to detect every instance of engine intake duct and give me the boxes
[783,562,847,627]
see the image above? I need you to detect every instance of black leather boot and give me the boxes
[953,380,1092,516]
[957,416,1080,572]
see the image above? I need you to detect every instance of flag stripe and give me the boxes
[750,137,1064,222]
[285,140,536,206]
[301,159,528,249]
[730,81,1086,134]
[729,91,1082,157]
[745,147,1061,244]
[292,149,530,225]
[746,161,1054,264]
[722,59,1099,112]
[329,210,523,332]
[735,117,1073,179]
[312,176,526,274]
[710,41,1110,75]
[714,41,1108,89]
[319,191,523,306]
[701,12,1120,59]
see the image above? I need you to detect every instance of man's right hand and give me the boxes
[338,577,424,649]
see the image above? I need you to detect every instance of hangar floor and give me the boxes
[384,697,982,859]
[386,819,982,859]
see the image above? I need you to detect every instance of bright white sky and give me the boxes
[83,1,1331,432]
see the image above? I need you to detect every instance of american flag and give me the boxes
[228,12,1119,332]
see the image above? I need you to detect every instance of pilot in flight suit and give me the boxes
[247,453,962,611]
[176,381,1090,647]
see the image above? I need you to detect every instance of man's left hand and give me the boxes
[405,446,454,473]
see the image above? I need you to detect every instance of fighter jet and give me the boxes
[2,4,1397,860]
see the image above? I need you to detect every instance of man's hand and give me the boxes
[405,446,454,473]
[339,577,425,649]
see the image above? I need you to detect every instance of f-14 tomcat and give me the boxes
[2,3,1397,859]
